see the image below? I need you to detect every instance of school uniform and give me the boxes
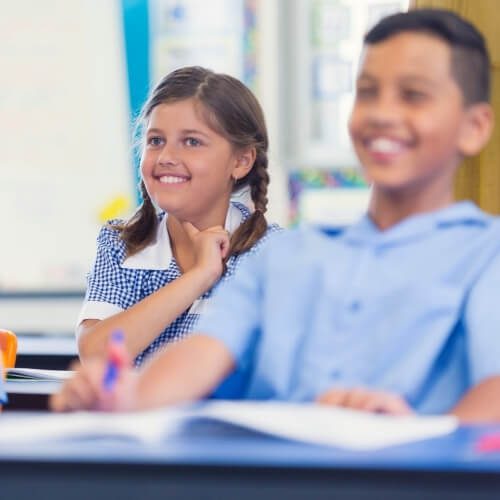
[77,201,279,365]
[197,202,500,413]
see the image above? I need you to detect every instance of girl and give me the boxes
[77,66,278,365]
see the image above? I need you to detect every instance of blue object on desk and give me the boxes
[0,420,500,499]
[0,380,7,405]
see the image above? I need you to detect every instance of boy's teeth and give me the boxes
[159,176,188,184]
[369,138,403,153]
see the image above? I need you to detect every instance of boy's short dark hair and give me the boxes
[364,8,490,105]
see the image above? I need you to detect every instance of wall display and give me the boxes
[0,0,133,291]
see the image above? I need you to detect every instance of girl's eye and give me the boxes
[184,137,201,147]
[147,136,164,147]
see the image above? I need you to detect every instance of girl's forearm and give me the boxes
[78,267,217,360]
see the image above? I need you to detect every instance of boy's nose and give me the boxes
[364,96,402,128]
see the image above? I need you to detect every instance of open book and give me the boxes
[5,368,73,382]
[0,401,457,450]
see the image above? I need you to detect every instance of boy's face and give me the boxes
[349,32,472,196]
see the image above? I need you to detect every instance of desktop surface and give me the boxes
[0,415,499,500]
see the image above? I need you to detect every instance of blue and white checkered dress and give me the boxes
[78,202,280,365]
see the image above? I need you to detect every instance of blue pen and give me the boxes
[102,330,125,392]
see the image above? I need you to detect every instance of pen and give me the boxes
[102,330,125,392]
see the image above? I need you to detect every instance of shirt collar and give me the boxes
[342,201,490,246]
[121,202,246,270]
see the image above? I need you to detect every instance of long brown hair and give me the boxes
[114,66,270,261]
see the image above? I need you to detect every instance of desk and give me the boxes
[0,417,499,500]
[16,334,78,370]
[5,380,61,411]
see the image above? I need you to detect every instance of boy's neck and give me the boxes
[368,185,455,230]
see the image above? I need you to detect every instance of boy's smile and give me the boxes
[349,32,470,207]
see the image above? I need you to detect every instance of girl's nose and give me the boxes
[157,144,179,166]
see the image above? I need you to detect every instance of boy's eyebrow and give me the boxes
[356,72,438,89]
[356,73,377,83]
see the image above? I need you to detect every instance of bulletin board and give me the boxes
[0,0,134,291]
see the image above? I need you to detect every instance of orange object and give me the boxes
[0,329,17,368]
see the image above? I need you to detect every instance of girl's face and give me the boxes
[141,98,253,228]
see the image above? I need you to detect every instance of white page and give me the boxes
[0,401,457,450]
[199,401,458,450]
[0,409,185,445]
[5,368,74,382]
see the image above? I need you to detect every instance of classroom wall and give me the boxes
[0,0,133,291]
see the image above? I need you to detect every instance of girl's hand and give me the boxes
[183,222,230,283]
[50,357,139,413]
[316,387,414,415]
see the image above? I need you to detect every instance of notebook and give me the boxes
[0,401,458,451]
[4,368,74,382]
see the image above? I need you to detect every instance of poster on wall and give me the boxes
[149,0,250,85]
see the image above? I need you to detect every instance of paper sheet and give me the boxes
[0,401,458,450]
[5,368,74,382]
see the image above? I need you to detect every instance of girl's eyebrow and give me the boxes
[145,128,163,135]
[145,127,211,138]
[181,129,211,138]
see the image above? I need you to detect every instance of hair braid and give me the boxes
[226,149,269,260]
[110,181,158,256]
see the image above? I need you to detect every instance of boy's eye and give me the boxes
[356,86,377,99]
[401,89,427,102]
[184,137,202,147]
[147,136,164,147]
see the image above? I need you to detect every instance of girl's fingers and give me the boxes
[218,231,231,259]
[50,359,107,412]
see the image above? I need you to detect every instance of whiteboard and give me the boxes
[0,0,134,291]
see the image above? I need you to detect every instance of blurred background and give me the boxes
[17,0,500,339]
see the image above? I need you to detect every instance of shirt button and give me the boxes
[349,300,361,312]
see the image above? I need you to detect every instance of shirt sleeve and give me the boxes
[195,245,266,367]
[465,250,500,384]
[79,223,135,323]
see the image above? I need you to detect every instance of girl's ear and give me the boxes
[232,147,257,181]
[458,103,494,157]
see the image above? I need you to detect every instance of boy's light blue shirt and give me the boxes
[199,202,500,414]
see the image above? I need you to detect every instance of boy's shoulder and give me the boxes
[262,223,340,257]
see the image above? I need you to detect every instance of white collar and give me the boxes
[121,203,245,270]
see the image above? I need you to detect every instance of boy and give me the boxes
[52,9,499,421]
